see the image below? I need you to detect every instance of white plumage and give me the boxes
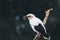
[24,13,50,40]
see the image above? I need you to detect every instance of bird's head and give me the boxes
[23,13,36,20]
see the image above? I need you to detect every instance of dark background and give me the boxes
[0,0,60,40]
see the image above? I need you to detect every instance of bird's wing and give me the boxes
[36,18,47,34]
[31,25,39,33]
[34,24,49,38]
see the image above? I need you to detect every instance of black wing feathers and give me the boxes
[35,24,49,38]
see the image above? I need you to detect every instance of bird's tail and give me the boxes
[43,36,51,40]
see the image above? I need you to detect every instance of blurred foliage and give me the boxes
[0,0,60,40]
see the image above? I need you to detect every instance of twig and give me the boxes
[43,8,53,25]
[33,32,41,40]
[33,8,53,40]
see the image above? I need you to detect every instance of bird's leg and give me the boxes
[33,32,41,40]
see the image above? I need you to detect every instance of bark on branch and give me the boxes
[43,8,53,25]
[33,8,53,40]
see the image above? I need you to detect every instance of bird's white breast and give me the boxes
[29,18,40,26]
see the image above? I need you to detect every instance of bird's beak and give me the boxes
[23,16,28,20]
[23,15,27,18]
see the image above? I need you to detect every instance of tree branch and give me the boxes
[43,8,53,25]
[33,8,53,40]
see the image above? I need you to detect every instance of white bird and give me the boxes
[23,13,50,40]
